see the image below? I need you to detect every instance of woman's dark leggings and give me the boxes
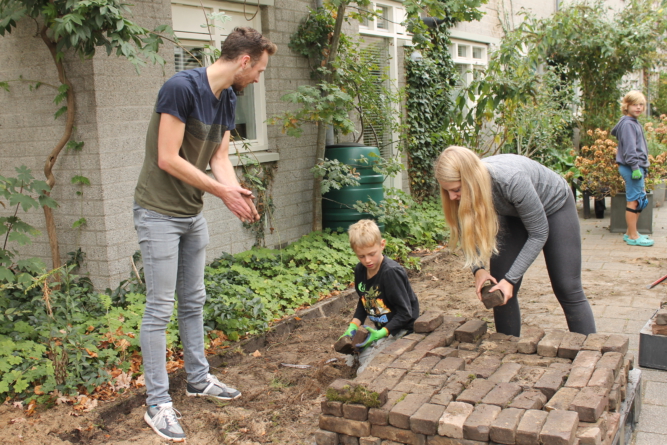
[490,193,597,337]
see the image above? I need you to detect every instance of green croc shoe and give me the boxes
[625,236,654,247]
[623,233,650,242]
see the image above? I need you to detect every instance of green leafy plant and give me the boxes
[0,166,57,284]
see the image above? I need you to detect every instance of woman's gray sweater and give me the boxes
[482,154,570,284]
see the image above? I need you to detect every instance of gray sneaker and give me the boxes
[186,373,241,400]
[144,402,186,442]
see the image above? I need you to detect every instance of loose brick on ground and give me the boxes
[587,368,614,390]
[509,389,548,410]
[601,335,629,355]
[457,350,481,364]
[569,386,609,422]
[656,308,667,325]
[539,409,579,445]
[426,347,458,359]
[359,437,382,445]
[328,379,357,398]
[565,367,594,388]
[382,338,419,357]
[549,362,572,373]
[537,330,566,357]
[339,434,359,445]
[466,355,502,379]
[479,339,518,356]
[516,409,548,445]
[488,362,523,383]
[511,366,547,390]
[430,391,453,406]
[463,403,502,441]
[440,371,473,398]
[572,350,602,368]
[413,356,442,373]
[502,353,571,368]
[394,372,427,393]
[322,401,344,417]
[315,429,339,445]
[391,349,431,370]
[534,369,566,399]
[409,384,440,396]
[413,327,456,353]
[426,436,487,445]
[481,382,522,407]
[558,332,587,359]
[343,403,369,421]
[389,393,432,429]
[576,425,602,445]
[456,379,496,405]
[545,387,580,412]
[410,403,447,435]
[432,357,466,374]
[356,366,385,386]
[414,310,445,333]
[319,414,371,438]
[368,391,405,426]
[607,384,620,412]
[603,412,621,445]
[442,316,468,325]
[455,320,487,344]
[489,407,525,444]
[458,342,479,351]
[371,424,426,445]
[517,326,546,354]
[420,374,449,389]
[438,401,475,439]
[404,333,427,342]
[373,368,407,391]
[581,334,609,352]
[595,352,624,378]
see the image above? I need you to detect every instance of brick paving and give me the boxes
[524,199,667,445]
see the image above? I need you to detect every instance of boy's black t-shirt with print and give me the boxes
[352,256,419,335]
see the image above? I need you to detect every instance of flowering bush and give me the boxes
[567,128,667,199]
[644,115,667,155]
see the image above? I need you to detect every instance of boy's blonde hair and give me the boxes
[621,91,646,115]
[348,219,382,249]
[434,146,498,269]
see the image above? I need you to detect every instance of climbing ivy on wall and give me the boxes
[405,26,458,202]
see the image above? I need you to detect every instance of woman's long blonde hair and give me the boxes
[434,146,498,268]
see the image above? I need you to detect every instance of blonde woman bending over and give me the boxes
[435,146,596,336]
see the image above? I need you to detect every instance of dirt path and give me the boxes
[0,249,661,444]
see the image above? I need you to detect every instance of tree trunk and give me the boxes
[40,28,76,270]
[312,122,327,231]
[312,2,347,231]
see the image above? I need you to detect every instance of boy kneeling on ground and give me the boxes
[340,219,420,373]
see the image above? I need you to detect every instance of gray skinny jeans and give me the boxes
[490,194,597,337]
[133,204,210,406]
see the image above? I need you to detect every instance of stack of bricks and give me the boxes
[651,297,667,335]
[316,310,633,445]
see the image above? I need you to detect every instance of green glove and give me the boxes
[339,322,358,340]
[632,169,643,180]
[355,326,388,349]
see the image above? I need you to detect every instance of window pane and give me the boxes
[473,47,483,59]
[233,84,256,141]
[175,46,205,72]
[377,6,389,29]
[457,45,467,58]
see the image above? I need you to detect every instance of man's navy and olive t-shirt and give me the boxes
[135,67,237,217]
[353,256,420,335]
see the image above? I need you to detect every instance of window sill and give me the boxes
[229,151,279,166]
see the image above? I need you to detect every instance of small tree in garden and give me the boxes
[524,0,666,135]
[271,0,487,228]
[0,0,171,270]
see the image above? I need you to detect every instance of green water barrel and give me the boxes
[322,143,385,232]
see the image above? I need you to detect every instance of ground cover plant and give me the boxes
[0,174,447,406]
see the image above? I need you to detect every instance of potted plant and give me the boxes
[570,128,667,233]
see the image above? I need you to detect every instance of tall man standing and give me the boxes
[133,28,276,442]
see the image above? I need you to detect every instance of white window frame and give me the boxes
[171,0,275,164]
[359,0,409,189]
